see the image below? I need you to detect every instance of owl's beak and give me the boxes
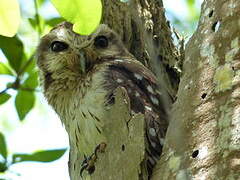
[78,42,97,74]
[79,51,87,74]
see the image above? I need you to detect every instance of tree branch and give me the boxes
[17,53,35,76]
[0,87,10,95]
[69,88,146,180]
[152,0,240,179]
[34,0,42,37]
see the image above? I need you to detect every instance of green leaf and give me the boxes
[37,0,46,6]
[0,132,7,159]
[0,162,8,173]
[0,0,21,37]
[15,90,35,121]
[45,17,65,27]
[23,71,38,89]
[0,62,13,75]
[0,36,24,73]
[186,0,195,6]
[51,0,102,35]
[23,56,36,74]
[12,148,67,163]
[0,93,11,105]
[28,14,45,33]
[28,18,37,29]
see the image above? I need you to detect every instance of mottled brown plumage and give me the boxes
[37,22,169,179]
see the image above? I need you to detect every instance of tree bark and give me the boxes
[102,0,180,100]
[152,0,240,179]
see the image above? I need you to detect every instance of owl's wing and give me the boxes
[104,58,168,116]
[103,58,169,173]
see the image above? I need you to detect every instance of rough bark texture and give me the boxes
[102,0,180,101]
[71,88,146,180]
[152,0,240,179]
[91,88,146,180]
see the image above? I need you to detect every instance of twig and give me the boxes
[34,0,42,36]
[0,87,10,95]
[17,53,35,76]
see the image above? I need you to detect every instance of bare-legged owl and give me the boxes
[37,22,169,179]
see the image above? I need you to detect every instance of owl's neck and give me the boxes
[40,69,82,105]
[40,64,107,113]
[42,69,79,90]
[40,64,109,137]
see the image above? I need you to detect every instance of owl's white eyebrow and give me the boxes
[56,29,66,37]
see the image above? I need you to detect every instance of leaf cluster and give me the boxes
[0,132,67,173]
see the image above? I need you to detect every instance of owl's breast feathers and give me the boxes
[43,57,168,173]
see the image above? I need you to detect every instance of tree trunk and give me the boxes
[70,0,240,179]
[102,0,180,100]
[152,0,240,179]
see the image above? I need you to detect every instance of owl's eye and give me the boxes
[50,41,69,52]
[94,35,108,48]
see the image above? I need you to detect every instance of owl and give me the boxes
[37,22,169,179]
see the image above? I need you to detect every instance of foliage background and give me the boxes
[0,0,201,179]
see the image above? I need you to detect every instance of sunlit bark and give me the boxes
[153,0,240,179]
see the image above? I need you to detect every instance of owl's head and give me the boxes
[37,21,129,74]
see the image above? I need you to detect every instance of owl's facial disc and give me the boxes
[37,21,129,75]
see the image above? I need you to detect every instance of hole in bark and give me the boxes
[208,10,214,17]
[201,93,207,99]
[121,144,125,151]
[192,150,199,158]
[212,21,220,32]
